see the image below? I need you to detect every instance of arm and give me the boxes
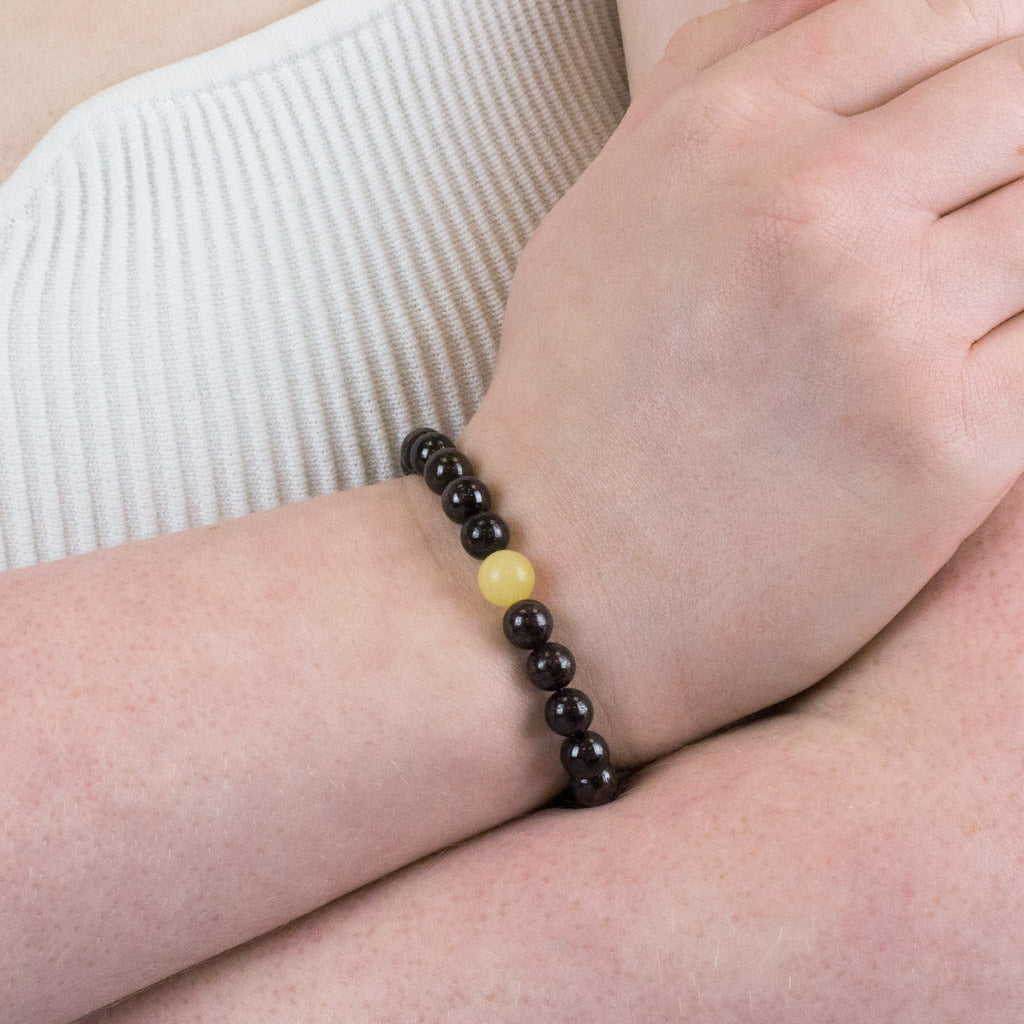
[77,479,1024,1023]
[12,0,1024,1018]
[0,473,577,1024]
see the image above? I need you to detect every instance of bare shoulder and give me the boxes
[0,0,315,184]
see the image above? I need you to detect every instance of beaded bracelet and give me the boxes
[401,426,620,808]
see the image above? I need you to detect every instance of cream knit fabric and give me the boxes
[0,0,628,570]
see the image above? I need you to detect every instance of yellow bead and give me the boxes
[477,549,535,607]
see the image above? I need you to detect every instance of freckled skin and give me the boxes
[10,0,1024,1018]
[76,0,1024,1014]
[82,480,1024,1024]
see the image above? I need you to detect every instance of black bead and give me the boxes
[441,476,491,524]
[423,447,473,495]
[409,430,453,475]
[527,642,576,690]
[560,731,611,780]
[502,600,554,650]
[569,768,619,807]
[545,688,593,735]
[400,427,433,474]
[460,512,510,559]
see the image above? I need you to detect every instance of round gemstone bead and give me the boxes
[502,599,553,649]
[409,430,453,475]
[477,549,535,607]
[441,476,491,524]
[527,642,576,690]
[461,512,510,559]
[560,731,611,780]
[400,427,432,474]
[545,688,593,735]
[423,447,473,495]
[569,768,619,807]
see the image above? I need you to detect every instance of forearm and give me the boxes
[16,0,1024,1015]
[88,415,1024,1024]
[77,723,870,1024]
[77,711,1015,1024]
[0,473,567,1024]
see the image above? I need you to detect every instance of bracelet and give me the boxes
[401,426,620,807]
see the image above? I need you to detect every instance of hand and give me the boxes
[459,0,1024,762]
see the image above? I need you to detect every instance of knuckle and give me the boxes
[755,126,891,263]
[894,357,980,491]
[631,16,732,126]
[640,73,765,169]
[794,131,879,205]
[688,65,775,137]
[661,17,706,72]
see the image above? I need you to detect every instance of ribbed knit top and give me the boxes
[0,0,628,570]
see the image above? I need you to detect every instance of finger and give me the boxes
[853,36,1024,217]
[628,0,838,118]
[929,175,1024,343]
[966,309,1024,483]
[659,0,836,81]
[738,0,1024,116]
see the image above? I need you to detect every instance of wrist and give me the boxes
[454,406,658,767]
[392,468,575,791]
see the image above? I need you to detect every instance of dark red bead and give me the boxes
[441,476,491,524]
[424,447,473,495]
[569,769,619,807]
[545,688,593,735]
[560,731,611,780]
[409,430,453,475]
[502,599,553,650]
[461,512,509,559]
[400,427,433,474]
[527,642,576,690]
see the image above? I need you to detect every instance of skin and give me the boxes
[461,0,1024,762]
[77,0,1024,1019]
[617,0,741,85]
[2,0,1022,1020]
[0,0,314,184]
[0,474,592,1024]
[76,494,1024,1020]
